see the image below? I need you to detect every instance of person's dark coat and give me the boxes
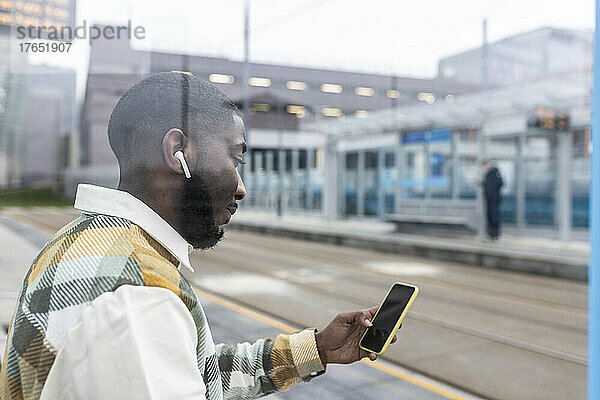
[483,167,503,199]
[483,166,503,239]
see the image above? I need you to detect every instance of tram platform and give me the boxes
[229,210,589,281]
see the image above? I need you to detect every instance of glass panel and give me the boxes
[456,130,479,199]
[487,137,517,224]
[428,134,452,199]
[344,152,358,216]
[401,138,426,199]
[364,151,378,216]
[523,133,558,226]
[381,151,396,214]
[571,128,590,228]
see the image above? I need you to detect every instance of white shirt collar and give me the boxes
[74,184,194,272]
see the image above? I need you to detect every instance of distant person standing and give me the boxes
[482,160,504,240]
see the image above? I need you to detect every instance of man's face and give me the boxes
[179,114,247,249]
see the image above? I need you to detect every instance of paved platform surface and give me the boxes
[0,209,481,400]
[228,210,589,281]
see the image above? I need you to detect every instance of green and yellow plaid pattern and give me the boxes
[0,212,324,400]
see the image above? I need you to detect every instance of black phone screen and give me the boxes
[360,283,416,353]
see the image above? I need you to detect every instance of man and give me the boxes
[481,160,504,240]
[0,72,395,399]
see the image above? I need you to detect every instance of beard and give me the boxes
[178,172,224,250]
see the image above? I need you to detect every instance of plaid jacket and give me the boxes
[0,212,324,400]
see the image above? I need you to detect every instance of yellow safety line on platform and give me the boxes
[195,288,297,333]
[194,287,469,400]
[359,359,468,400]
[5,213,57,234]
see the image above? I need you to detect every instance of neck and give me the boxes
[118,169,184,233]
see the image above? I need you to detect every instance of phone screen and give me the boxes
[360,283,416,353]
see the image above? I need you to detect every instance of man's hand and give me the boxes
[314,306,398,365]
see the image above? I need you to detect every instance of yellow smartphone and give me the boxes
[359,282,419,355]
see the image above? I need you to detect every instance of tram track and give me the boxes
[208,232,587,336]
[224,229,587,314]
[192,248,586,366]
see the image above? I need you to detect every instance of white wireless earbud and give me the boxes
[173,151,191,179]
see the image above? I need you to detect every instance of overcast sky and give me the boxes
[102,0,595,76]
[29,0,594,95]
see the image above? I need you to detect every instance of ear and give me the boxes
[162,128,187,175]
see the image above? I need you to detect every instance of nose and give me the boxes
[235,169,246,200]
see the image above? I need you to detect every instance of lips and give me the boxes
[226,204,237,217]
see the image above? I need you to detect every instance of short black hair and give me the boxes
[108,71,240,168]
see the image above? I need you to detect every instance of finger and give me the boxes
[364,306,379,318]
[360,349,368,359]
[360,350,377,361]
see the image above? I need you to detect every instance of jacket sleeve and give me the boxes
[496,169,504,189]
[215,329,325,400]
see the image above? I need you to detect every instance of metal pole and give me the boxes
[277,149,285,217]
[477,18,489,239]
[516,133,525,231]
[476,131,486,240]
[276,101,284,217]
[481,18,489,91]
[377,148,385,218]
[291,149,299,209]
[557,130,572,241]
[424,133,431,201]
[254,150,263,207]
[588,1,600,396]
[339,151,346,217]
[265,151,274,210]
[306,148,315,210]
[323,138,338,220]
[451,131,459,200]
[357,151,365,217]
[242,0,251,168]
[395,132,403,213]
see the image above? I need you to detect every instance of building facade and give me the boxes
[72,26,592,239]
[71,26,475,200]
[438,27,592,88]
